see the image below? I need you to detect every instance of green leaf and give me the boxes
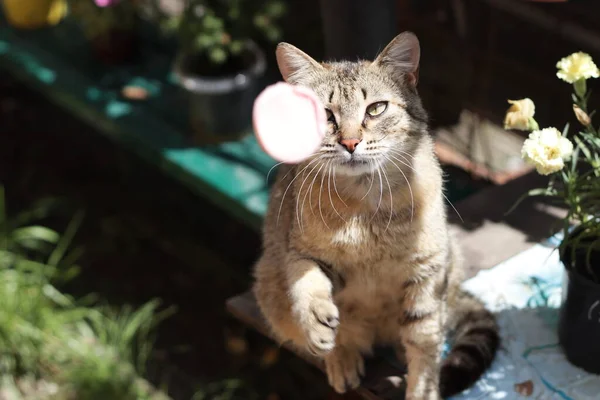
[562,122,570,137]
[504,188,554,216]
[209,47,227,64]
[570,146,580,174]
[14,257,56,280]
[0,185,6,250]
[11,226,60,245]
[163,16,182,33]
[48,210,84,267]
[195,34,215,49]
[11,197,63,228]
[253,15,268,28]
[266,2,286,18]
[574,135,593,161]
[0,249,15,268]
[120,300,160,348]
[229,40,243,54]
[581,131,600,148]
[265,27,282,42]
[202,14,224,30]
[228,6,241,20]
[42,284,76,307]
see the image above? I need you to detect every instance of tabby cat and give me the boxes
[252,32,499,400]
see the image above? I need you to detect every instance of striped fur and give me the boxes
[252,32,499,399]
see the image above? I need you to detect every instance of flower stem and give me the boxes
[574,79,587,99]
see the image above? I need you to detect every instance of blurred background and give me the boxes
[0,0,598,399]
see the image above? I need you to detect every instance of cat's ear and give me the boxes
[276,43,323,84]
[373,32,420,86]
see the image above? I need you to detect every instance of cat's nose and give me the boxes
[339,138,362,153]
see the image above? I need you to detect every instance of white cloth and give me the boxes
[452,236,600,400]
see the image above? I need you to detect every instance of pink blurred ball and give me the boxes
[94,0,120,7]
[253,82,327,164]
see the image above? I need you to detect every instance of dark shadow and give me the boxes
[447,170,565,245]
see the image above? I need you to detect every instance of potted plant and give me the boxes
[504,52,600,373]
[67,0,139,65]
[2,0,67,29]
[156,0,285,144]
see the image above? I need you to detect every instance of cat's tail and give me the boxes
[439,290,500,398]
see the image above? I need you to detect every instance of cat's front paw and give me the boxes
[299,297,339,356]
[325,347,365,393]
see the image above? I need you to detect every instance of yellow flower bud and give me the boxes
[504,98,538,131]
[573,104,591,126]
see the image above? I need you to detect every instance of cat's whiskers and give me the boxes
[360,161,376,201]
[327,161,346,222]
[332,165,347,207]
[443,193,464,222]
[383,154,414,222]
[388,151,463,222]
[296,160,324,233]
[371,167,384,221]
[266,161,285,184]
[380,165,394,232]
[278,150,331,185]
[392,148,415,160]
[308,162,324,218]
[387,152,416,172]
[318,160,330,229]
[299,162,325,232]
[277,155,323,226]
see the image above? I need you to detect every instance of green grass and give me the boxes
[0,185,173,400]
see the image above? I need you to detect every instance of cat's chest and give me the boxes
[298,214,407,266]
[329,216,373,247]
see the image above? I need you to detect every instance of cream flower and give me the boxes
[504,98,538,131]
[556,52,600,83]
[521,127,574,175]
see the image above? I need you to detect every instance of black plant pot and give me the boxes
[558,232,600,374]
[173,41,266,145]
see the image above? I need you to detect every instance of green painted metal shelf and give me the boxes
[0,14,486,234]
[0,16,277,232]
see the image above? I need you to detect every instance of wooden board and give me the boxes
[433,109,533,185]
[226,292,406,400]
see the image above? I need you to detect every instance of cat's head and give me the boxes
[275,32,428,177]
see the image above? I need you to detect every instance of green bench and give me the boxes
[0,16,274,232]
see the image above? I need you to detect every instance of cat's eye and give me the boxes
[366,102,388,117]
[325,109,337,127]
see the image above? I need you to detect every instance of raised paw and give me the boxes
[300,297,339,356]
[325,347,365,393]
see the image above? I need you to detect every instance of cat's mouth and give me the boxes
[340,158,369,166]
[335,155,377,176]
